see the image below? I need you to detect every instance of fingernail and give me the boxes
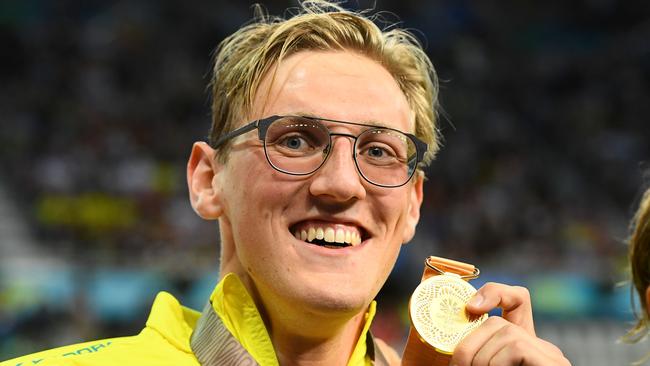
[468,293,483,307]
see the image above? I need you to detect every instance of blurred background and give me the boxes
[1,0,649,364]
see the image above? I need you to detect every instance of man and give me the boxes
[3,1,569,365]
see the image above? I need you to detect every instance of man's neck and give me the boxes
[243,277,367,366]
[268,307,366,366]
[219,249,371,365]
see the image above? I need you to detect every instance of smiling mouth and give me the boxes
[291,224,366,249]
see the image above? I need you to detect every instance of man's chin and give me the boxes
[298,289,373,317]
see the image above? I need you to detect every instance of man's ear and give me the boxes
[187,142,223,220]
[402,172,424,244]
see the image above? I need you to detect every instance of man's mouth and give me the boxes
[291,223,365,249]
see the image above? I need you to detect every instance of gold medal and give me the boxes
[409,266,487,354]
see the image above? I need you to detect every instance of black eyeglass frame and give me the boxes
[211,115,429,188]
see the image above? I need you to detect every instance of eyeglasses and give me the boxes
[211,115,428,188]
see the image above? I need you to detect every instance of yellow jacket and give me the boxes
[2,273,385,366]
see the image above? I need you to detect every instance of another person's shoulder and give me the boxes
[2,291,202,366]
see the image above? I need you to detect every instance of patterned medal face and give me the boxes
[409,273,488,354]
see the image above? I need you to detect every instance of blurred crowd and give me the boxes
[1,0,649,360]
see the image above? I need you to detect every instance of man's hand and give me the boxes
[450,282,571,366]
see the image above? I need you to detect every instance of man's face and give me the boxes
[214,50,423,316]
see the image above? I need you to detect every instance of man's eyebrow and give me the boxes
[293,111,391,128]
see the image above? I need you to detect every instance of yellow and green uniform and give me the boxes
[2,273,385,366]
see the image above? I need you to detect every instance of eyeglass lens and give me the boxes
[263,116,417,187]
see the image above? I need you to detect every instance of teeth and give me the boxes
[296,225,364,246]
[335,229,345,243]
[324,228,335,242]
[308,227,316,241]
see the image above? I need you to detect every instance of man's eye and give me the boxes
[280,135,308,149]
[362,144,396,159]
[367,147,385,158]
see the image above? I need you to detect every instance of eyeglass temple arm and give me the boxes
[415,139,428,164]
[211,121,260,149]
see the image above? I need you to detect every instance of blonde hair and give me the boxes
[208,0,440,165]
[625,186,650,345]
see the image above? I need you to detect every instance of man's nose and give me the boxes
[308,137,367,202]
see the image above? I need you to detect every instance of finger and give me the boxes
[467,282,535,335]
[454,319,569,366]
[471,320,533,366]
[472,323,555,365]
[451,316,509,366]
[486,337,537,366]
[487,340,571,366]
